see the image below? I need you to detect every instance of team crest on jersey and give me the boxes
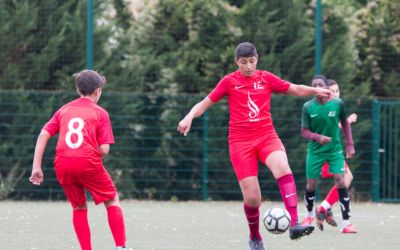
[328,111,336,117]
[253,81,264,90]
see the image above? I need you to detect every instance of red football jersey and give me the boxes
[43,98,114,162]
[208,70,290,140]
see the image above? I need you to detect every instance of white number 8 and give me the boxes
[65,117,84,149]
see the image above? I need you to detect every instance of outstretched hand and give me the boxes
[29,168,44,185]
[177,116,193,136]
[347,113,357,124]
[316,88,332,99]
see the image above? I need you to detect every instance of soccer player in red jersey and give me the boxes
[304,79,358,233]
[29,70,127,250]
[177,42,332,250]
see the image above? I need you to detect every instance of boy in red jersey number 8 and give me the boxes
[29,70,127,250]
[177,42,332,250]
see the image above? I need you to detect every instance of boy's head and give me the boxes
[235,42,258,59]
[74,70,106,96]
[311,75,327,88]
[327,79,340,98]
[235,42,258,77]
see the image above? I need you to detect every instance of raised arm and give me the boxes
[30,130,52,185]
[286,84,332,98]
[177,97,215,136]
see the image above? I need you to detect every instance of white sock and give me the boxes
[320,200,331,211]
[341,220,350,228]
[307,210,316,218]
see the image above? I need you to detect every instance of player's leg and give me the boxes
[83,166,127,248]
[104,195,127,249]
[319,163,352,227]
[239,177,263,243]
[62,184,92,250]
[331,158,357,233]
[264,150,314,240]
[301,153,324,227]
[230,140,264,250]
[302,178,317,226]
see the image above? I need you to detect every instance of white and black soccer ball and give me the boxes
[263,207,291,234]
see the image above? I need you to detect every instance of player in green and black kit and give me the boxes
[300,75,356,233]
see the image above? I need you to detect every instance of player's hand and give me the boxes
[29,168,44,185]
[316,88,332,99]
[318,135,331,145]
[346,144,355,159]
[347,113,357,124]
[177,116,193,136]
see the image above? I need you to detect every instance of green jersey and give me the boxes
[301,98,347,155]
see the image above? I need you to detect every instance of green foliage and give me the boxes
[351,0,400,97]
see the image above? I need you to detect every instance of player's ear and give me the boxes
[76,87,82,96]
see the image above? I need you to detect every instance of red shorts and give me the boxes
[229,133,285,181]
[54,157,117,208]
[321,161,349,178]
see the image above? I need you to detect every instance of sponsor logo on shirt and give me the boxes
[234,85,245,90]
[247,92,260,122]
[310,113,318,118]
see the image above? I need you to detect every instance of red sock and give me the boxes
[326,186,339,206]
[107,206,126,247]
[73,209,91,250]
[277,174,298,226]
[243,203,262,240]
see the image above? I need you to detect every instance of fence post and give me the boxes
[315,0,322,75]
[371,99,380,201]
[86,0,94,69]
[202,112,209,201]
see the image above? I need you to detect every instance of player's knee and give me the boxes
[306,179,317,191]
[104,195,120,208]
[74,204,87,210]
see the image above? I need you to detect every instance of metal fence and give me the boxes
[0,90,382,202]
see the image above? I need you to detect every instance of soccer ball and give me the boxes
[263,207,291,234]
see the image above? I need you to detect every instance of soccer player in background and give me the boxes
[29,70,127,250]
[302,79,358,233]
[177,42,332,250]
[300,75,357,234]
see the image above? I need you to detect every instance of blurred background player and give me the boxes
[300,75,356,234]
[311,79,358,233]
[29,70,127,250]
[177,42,332,250]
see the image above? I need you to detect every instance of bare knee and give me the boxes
[334,174,346,188]
[104,194,120,208]
[74,203,87,210]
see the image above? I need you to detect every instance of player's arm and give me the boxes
[98,144,110,158]
[340,118,355,159]
[286,84,332,98]
[301,128,331,145]
[339,100,355,158]
[30,130,52,185]
[177,97,215,136]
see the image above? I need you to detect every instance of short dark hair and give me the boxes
[73,70,106,96]
[235,42,258,59]
[312,74,328,83]
[326,79,338,87]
